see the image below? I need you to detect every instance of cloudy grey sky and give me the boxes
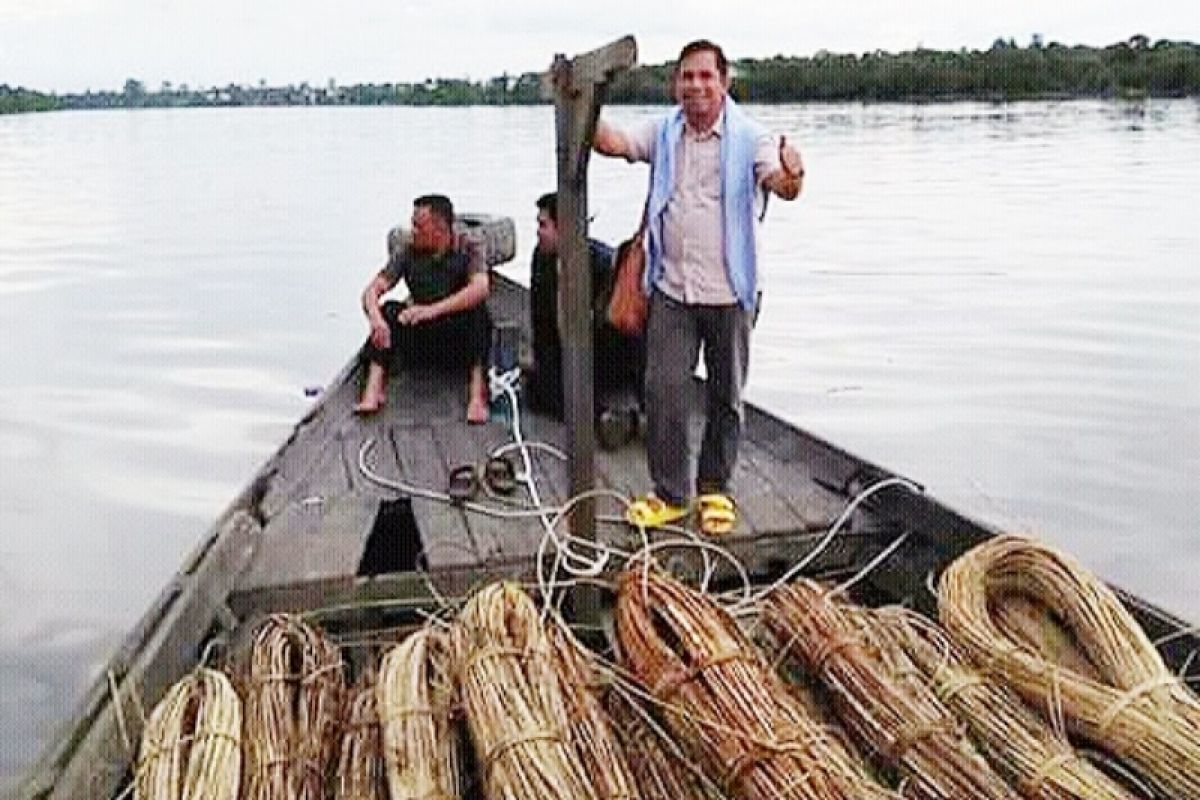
[2,0,1197,93]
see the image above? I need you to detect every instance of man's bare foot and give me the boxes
[354,393,386,415]
[466,396,489,425]
[356,363,388,415]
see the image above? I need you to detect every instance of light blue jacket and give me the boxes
[643,96,766,309]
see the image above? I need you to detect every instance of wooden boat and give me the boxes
[14,216,1199,800]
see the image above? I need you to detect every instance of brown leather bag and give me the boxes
[606,226,648,336]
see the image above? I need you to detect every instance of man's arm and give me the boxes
[362,268,400,347]
[760,136,805,201]
[593,119,632,159]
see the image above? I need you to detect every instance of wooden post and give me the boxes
[550,36,637,620]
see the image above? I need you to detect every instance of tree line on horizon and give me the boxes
[3,35,1198,115]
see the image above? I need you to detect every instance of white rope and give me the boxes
[487,366,619,613]
[730,475,922,613]
[829,531,912,596]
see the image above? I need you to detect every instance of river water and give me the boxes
[0,100,1197,787]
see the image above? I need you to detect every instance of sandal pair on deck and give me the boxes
[447,455,517,504]
[624,493,737,537]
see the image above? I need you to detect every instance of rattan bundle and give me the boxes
[545,616,640,800]
[605,687,728,800]
[939,534,1200,798]
[870,605,1138,799]
[615,565,900,800]
[335,683,388,799]
[134,668,241,800]
[763,580,1019,799]
[242,613,345,800]
[449,582,597,799]
[377,625,463,799]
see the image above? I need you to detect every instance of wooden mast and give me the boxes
[549,36,637,619]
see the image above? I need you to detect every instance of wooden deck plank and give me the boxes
[738,440,844,530]
[259,370,363,517]
[240,492,377,590]
[431,420,549,560]
[386,424,481,569]
[384,367,467,425]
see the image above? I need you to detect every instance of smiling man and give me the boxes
[594,39,805,535]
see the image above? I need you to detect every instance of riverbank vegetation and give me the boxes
[7,36,1198,114]
[0,85,61,114]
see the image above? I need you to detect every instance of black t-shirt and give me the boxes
[384,233,486,305]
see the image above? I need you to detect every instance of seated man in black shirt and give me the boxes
[527,192,644,423]
[356,194,491,423]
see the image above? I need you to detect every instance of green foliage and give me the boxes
[0,85,61,114]
[23,36,1200,114]
[605,37,1200,103]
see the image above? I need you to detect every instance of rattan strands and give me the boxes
[133,668,241,800]
[614,565,900,800]
[763,580,1019,799]
[938,534,1200,798]
[377,626,463,799]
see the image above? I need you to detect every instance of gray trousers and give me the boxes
[644,290,756,506]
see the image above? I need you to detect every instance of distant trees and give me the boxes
[12,36,1199,116]
[0,85,60,114]
[606,37,1200,103]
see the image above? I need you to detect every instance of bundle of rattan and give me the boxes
[377,625,463,799]
[763,580,1019,799]
[545,616,640,800]
[242,613,345,800]
[134,668,241,800]
[869,605,1139,799]
[449,582,598,799]
[605,686,728,800]
[615,565,900,800]
[939,534,1200,798]
[335,683,388,799]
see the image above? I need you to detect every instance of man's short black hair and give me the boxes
[678,39,728,77]
[536,192,557,224]
[414,194,455,228]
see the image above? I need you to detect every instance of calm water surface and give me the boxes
[0,101,1197,787]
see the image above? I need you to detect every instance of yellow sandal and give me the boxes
[625,494,689,529]
[697,493,737,537]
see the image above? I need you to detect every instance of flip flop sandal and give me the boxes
[625,494,689,529]
[697,493,737,537]
[447,464,479,505]
[483,455,517,495]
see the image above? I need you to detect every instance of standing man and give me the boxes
[593,39,804,534]
[355,194,491,423]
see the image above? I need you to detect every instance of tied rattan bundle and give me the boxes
[377,626,463,799]
[449,582,597,799]
[615,565,900,800]
[545,617,640,800]
[335,683,388,799]
[243,613,345,800]
[763,580,1019,800]
[939,534,1200,798]
[134,668,241,800]
[869,606,1138,800]
[605,687,728,800]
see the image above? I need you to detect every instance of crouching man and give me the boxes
[356,194,491,423]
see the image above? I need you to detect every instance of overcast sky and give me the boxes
[2,0,1197,93]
